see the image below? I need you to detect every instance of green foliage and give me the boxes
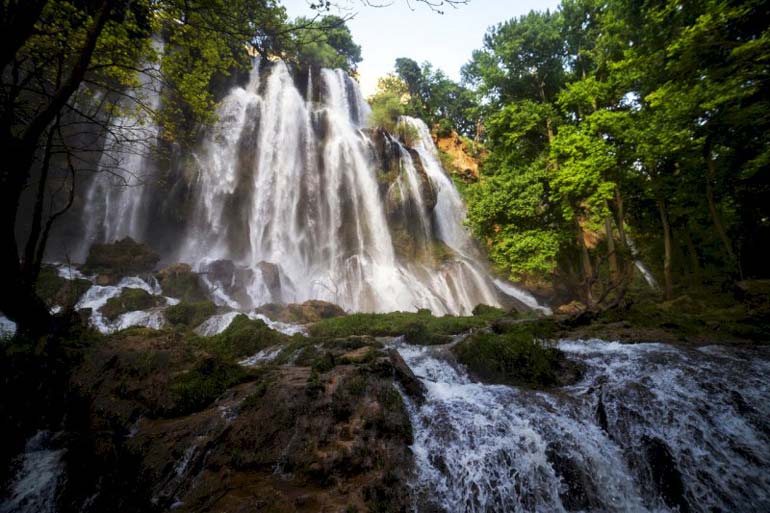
[157,267,208,303]
[101,288,163,321]
[368,89,406,132]
[165,301,217,328]
[287,15,362,72]
[308,310,503,344]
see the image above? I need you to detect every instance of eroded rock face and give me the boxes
[256,261,282,303]
[61,330,415,512]
[255,300,346,324]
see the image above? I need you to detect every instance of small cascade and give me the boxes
[398,340,770,512]
[0,431,65,513]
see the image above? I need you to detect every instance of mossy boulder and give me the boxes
[454,317,579,388]
[255,300,346,324]
[82,237,160,279]
[35,266,91,308]
[164,300,216,328]
[453,329,580,388]
[100,288,163,321]
[156,263,208,302]
[162,356,248,417]
[198,314,290,360]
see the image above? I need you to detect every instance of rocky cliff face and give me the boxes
[49,326,419,512]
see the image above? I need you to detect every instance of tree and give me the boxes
[287,15,361,72]
[0,0,288,336]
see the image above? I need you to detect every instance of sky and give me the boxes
[281,0,561,96]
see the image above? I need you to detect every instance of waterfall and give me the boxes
[397,340,770,512]
[168,61,518,314]
[65,59,547,315]
[76,42,164,262]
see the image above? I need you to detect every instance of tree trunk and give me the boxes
[657,198,673,300]
[605,216,618,282]
[684,230,702,285]
[574,216,594,306]
[704,145,741,278]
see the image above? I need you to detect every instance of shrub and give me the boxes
[164,357,247,416]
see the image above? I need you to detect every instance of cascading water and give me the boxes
[397,339,770,512]
[76,43,164,262]
[71,58,526,315]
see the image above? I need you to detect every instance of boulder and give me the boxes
[82,237,160,278]
[256,261,282,302]
[201,259,255,308]
[255,300,346,324]
[156,263,208,302]
[100,288,163,321]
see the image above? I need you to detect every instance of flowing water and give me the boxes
[64,60,533,315]
[397,339,770,513]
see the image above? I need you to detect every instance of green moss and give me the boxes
[165,301,216,328]
[157,267,208,302]
[163,357,247,417]
[453,331,563,388]
[35,266,91,308]
[197,314,288,360]
[308,310,495,345]
[101,288,163,320]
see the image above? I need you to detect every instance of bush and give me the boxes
[165,301,216,328]
[101,288,162,320]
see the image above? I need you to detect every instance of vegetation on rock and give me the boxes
[100,288,163,321]
[82,238,160,278]
[164,300,217,328]
[156,263,208,303]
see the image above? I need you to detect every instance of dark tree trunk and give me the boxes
[657,197,673,300]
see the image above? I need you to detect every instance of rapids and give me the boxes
[397,339,770,512]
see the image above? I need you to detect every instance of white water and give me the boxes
[67,59,549,316]
[194,310,305,337]
[0,432,65,513]
[77,42,164,261]
[398,339,770,512]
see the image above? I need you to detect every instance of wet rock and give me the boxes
[388,349,426,404]
[200,259,255,308]
[164,300,217,328]
[82,237,160,277]
[642,436,689,512]
[256,261,282,302]
[156,263,208,302]
[255,300,346,324]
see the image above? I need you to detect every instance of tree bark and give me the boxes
[704,144,741,278]
[0,0,114,336]
[657,198,673,300]
[684,230,702,285]
[574,216,594,306]
[605,215,618,282]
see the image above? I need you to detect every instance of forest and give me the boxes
[1,0,769,512]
